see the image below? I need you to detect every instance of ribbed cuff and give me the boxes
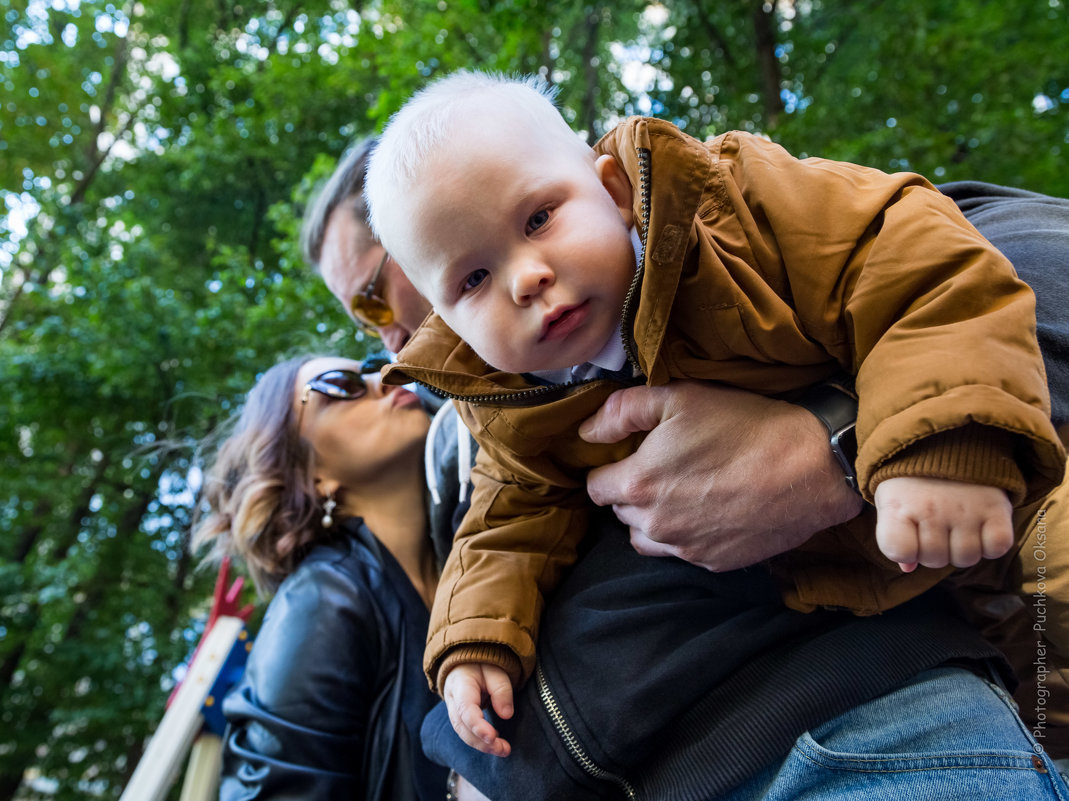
[432,643,523,695]
[869,423,1026,504]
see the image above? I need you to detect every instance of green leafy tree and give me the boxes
[1,2,364,797]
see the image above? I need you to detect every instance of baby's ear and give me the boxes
[595,154,634,227]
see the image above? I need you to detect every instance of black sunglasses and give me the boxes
[296,358,392,438]
[297,369,364,431]
[302,369,368,403]
[299,357,389,408]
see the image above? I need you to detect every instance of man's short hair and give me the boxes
[365,70,582,256]
[300,137,377,270]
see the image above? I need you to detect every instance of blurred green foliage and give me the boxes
[0,0,1065,797]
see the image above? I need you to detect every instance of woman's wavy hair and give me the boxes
[192,354,328,596]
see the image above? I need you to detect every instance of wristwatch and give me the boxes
[793,379,861,494]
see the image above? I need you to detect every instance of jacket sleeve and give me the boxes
[712,132,1065,502]
[422,382,641,692]
[218,561,381,800]
[423,441,590,692]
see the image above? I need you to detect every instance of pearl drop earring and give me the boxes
[321,492,337,528]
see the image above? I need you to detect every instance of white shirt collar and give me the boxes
[587,323,627,373]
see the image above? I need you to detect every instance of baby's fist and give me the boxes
[442,663,514,758]
[875,476,1013,571]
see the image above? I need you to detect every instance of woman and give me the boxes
[192,354,448,800]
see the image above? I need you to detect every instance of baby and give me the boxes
[367,70,1066,756]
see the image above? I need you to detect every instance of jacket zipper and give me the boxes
[410,378,598,407]
[536,662,638,800]
[619,147,651,374]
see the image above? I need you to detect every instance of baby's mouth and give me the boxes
[540,301,589,342]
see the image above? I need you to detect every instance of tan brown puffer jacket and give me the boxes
[384,118,1066,691]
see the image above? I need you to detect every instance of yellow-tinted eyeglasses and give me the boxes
[350,251,394,333]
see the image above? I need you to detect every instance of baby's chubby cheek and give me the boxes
[433,310,501,365]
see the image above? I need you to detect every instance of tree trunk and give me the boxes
[752,0,785,128]
[578,9,601,138]
[0,770,25,801]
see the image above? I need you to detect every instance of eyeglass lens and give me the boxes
[307,370,368,400]
[352,250,395,325]
[350,251,394,329]
[352,296,393,327]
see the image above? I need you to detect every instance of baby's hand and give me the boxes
[442,663,514,757]
[874,476,1013,573]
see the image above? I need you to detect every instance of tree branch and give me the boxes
[692,0,737,68]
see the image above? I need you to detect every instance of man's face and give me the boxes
[394,124,636,374]
[319,207,432,354]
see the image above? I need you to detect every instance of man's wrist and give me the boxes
[793,378,860,494]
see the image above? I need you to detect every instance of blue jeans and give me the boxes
[722,666,1068,800]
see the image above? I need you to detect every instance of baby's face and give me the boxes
[395,123,636,374]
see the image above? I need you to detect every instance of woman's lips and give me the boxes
[540,300,589,342]
[390,388,422,409]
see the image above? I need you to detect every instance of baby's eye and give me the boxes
[462,269,489,293]
[526,209,550,234]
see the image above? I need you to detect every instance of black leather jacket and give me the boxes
[218,519,447,801]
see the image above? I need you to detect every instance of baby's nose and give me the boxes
[511,260,554,303]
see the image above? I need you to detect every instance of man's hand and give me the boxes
[580,381,864,571]
[874,476,1014,572]
[441,663,514,757]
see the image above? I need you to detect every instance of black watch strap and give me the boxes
[793,380,861,494]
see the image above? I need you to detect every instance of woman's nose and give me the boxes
[365,374,388,398]
[510,259,554,304]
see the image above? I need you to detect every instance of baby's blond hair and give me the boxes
[365,70,588,258]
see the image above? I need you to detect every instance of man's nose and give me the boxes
[379,324,410,355]
[510,259,554,305]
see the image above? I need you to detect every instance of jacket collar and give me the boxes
[383,314,541,399]
[594,117,712,383]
